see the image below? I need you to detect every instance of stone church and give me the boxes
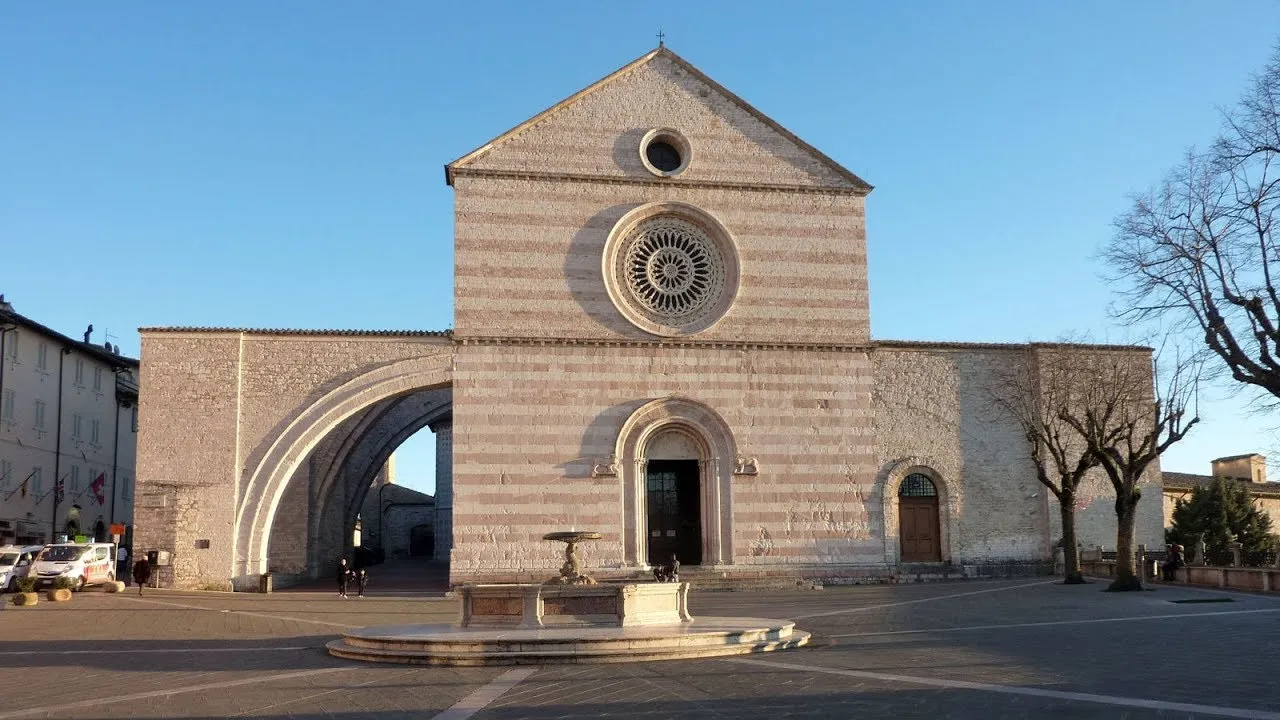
[134,47,1163,590]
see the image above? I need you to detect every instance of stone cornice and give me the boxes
[139,327,451,339]
[454,335,875,353]
[448,167,871,198]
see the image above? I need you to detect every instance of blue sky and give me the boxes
[5,2,1280,492]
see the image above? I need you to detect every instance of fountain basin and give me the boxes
[461,582,692,628]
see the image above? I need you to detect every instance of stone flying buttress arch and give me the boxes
[615,396,739,568]
[300,389,452,577]
[236,352,453,584]
[332,395,452,563]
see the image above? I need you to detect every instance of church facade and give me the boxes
[133,48,1162,590]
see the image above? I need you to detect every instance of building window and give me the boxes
[4,331,16,361]
[37,342,48,370]
[91,418,100,445]
[121,476,132,501]
[1,388,13,422]
[93,366,103,392]
[0,459,11,492]
[33,400,46,430]
[72,413,83,440]
[31,466,42,496]
[638,127,693,177]
[70,465,80,495]
[131,406,138,433]
[899,473,939,497]
[74,358,85,386]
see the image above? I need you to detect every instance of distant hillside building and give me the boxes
[1164,454,1280,529]
[0,296,139,546]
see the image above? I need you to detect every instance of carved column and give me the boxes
[430,417,453,563]
[629,458,647,568]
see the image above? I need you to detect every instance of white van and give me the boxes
[31,543,117,591]
[0,545,45,592]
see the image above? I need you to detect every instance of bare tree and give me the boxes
[1058,349,1200,591]
[1109,47,1280,402]
[990,348,1103,584]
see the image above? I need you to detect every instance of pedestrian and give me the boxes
[132,557,151,596]
[337,557,350,598]
[355,567,368,598]
[117,545,130,586]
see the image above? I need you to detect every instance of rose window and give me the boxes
[603,204,739,337]
[624,218,723,321]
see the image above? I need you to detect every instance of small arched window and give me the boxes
[899,473,938,497]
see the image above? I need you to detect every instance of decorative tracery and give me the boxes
[623,217,724,322]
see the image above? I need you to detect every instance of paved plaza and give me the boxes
[1,576,1279,719]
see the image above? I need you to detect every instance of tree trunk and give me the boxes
[1109,496,1143,591]
[1060,502,1084,584]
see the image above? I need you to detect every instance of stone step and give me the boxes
[327,632,809,666]
[327,617,808,666]
[342,624,793,653]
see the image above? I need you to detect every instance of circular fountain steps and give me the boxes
[326,617,809,666]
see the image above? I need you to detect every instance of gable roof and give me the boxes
[445,46,871,193]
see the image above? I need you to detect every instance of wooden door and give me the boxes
[899,497,941,562]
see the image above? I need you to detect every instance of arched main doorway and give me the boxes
[644,429,703,566]
[616,397,738,568]
[898,473,941,562]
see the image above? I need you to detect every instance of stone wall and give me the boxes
[134,334,241,589]
[135,330,451,589]
[449,341,876,581]
[451,54,868,347]
[874,346,1046,564]
[873,344,1163,567]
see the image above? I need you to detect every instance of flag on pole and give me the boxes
[54,476,64,505]
[91,472,106,505]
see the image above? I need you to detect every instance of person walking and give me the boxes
[337,557,351,598]
[116,545,130,586]
[355,567,368,598]
[132,556,151,596]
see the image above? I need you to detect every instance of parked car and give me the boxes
[30,542,117,591]
[0,544,45,592]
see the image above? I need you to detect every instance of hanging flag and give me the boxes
[91,472,106,505]
[54,476,64,505]
[20,478,27,498]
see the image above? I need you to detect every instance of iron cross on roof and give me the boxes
[657,29,665,48]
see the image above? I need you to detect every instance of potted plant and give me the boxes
[11,577,38,606]
[46,576,74,602]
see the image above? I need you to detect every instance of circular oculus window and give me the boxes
[603,204,739,337]
[639,128,692,177]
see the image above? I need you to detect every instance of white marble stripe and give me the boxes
[828,607,1280,638]
[431,668,539,720]
[0,668,351,720]
[791,580,1055,619]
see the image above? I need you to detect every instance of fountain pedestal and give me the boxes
[461,582,692,628]
[325,528,808,665]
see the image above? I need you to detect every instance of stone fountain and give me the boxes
[543,530,601,585]
[326,529,808,665]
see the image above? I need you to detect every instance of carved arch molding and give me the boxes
[879,457,953,566]
[611,396,754,567]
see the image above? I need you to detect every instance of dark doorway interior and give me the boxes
[409,524,434,558]
[646,459,702,566]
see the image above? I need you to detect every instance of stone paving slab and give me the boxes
[1,579,1278,719]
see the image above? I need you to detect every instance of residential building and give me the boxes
[0,295,140,546]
